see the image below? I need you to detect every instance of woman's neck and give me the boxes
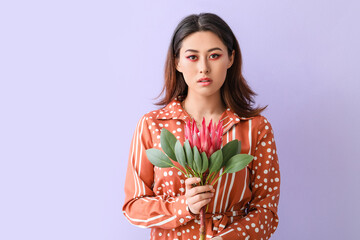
[181,93,226,127]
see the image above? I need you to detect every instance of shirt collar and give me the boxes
[156,98,254,133]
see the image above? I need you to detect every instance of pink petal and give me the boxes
[210,123,216,144]
[191,119,195,133]
[199,118,205,150]
[194,134,201,150]
[208,119,213,133]
[194,120,199,134]
[184,120,190,138]
[208,145,214,158]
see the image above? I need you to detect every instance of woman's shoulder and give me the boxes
[238,114,275,135]
[237,114,270,126]
[139,99,181,122]
[142,108,165,120]
[249,115,277,142]
[251,114,274,128]
[251,114,270,124]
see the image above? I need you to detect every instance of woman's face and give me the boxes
[176,31,234,99]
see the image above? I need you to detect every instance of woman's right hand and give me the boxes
[185,177,215,215]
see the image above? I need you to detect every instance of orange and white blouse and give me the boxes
[123,98,280,240]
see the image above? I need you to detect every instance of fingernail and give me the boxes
[209,185,213,189]
[197,178,201,182]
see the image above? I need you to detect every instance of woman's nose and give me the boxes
[199,59,210,74]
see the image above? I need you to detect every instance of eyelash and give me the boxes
[186,54,222,61]
[210,54,221,59]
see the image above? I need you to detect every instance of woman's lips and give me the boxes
[197,78,212,86]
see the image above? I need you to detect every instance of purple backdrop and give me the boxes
[1,0,359,239]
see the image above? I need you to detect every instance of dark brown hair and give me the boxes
[155,13,267,118]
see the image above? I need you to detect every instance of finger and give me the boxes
[190,198,212,214]
[187,185,214,197]
[185,177,201,190]
[186,192,214,205]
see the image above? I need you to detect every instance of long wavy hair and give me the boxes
[154,13,267,118]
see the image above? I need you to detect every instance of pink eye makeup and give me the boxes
[185,53,222,61]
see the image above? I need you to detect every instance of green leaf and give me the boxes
[200,152,209,174]
[193,146,202,173]
[223,154,254,173]
[174,140,187,169]
[221,140,239,167]
[146,148,175,168]
[160,128,177,161]
[209,149,223,174]
[183,140,194,169]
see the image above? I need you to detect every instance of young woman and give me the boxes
[123,13,280,240]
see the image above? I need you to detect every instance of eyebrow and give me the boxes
[184,47,223,53]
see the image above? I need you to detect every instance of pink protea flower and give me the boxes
[184,117,224,158]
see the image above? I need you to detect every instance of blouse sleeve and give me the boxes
[122,115,195,229]
[215,116,280,240]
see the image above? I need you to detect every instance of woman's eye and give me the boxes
[186,55,197,61]
[210,54,221,59]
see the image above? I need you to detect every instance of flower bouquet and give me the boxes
[146,118,254,240]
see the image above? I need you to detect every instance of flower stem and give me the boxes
[172,166,187,177]
[199,206,206,240]
[209,172,217,185]
[186,166,197,178]
[205,172,215,184]
[211,171,227,186]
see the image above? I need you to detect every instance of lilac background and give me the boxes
[1,0,359,239]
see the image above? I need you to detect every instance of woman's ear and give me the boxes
[175,58,182,72]
[227,50,235,69]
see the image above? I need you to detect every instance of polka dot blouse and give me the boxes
[123,98,280,240]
